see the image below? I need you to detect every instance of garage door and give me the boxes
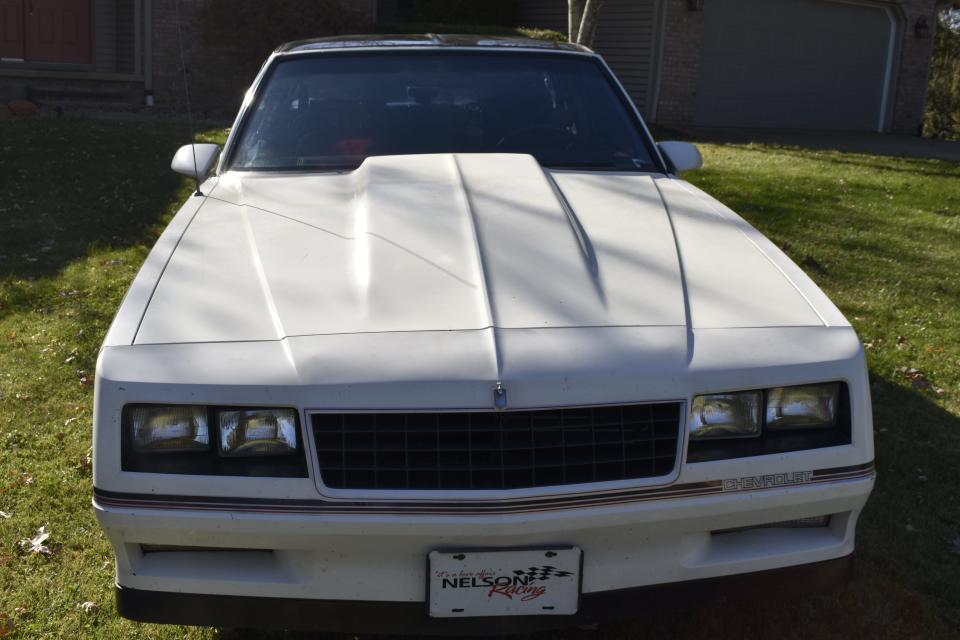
[695,0,897,131]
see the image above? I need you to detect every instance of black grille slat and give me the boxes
[312,403,681,490]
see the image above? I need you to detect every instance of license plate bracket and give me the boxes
[427,547,582,618]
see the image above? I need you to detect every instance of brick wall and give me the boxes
[653,0,704,128]
[150,0,375,119]
[151,0,235,118]
[890,0,939,134]
[653,0,940,134]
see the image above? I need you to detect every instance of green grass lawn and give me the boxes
[0,118,958,639]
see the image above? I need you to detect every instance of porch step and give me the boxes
[28,86,129,103]
[25,82,142,113]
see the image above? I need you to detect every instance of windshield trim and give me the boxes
[218,48,668,176]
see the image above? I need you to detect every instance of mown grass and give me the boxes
[0,119,958,639]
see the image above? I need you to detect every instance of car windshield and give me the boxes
[228,51,660,172]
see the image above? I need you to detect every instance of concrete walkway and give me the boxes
[684,127,960,163]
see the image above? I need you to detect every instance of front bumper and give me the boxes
[94,468,872,631]
[116,555,853,634]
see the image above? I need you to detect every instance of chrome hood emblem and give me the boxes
[494,381,508,410]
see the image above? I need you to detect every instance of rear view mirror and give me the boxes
[171,143,221,181]
[658,141,703,174]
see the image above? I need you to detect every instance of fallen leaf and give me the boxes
[77,601,98,613]
[78,449,92,472]
[898,367,930,389]
[20,473,33,486]
[19,526,52,556]
[0,614,13,637]
[11,608,26,615]
[63,416,79,427]
[0,510,9,518]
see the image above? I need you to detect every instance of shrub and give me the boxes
[924,11,960,140]
[406,0,519,27]
[198,0,372,69]
[375,22,565,42]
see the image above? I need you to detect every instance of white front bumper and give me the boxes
[95,472,872,601]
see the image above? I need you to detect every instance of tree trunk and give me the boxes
[573,0,604,48]
[568,0,586,43]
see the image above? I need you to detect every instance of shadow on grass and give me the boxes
[0,117,224,323]
[0,120,196,273]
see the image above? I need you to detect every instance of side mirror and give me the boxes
[658,141,703,174]
[171,143,221,181]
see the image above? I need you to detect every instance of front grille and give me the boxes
[311,403,682,490]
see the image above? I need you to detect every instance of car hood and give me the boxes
[133,153,827,345]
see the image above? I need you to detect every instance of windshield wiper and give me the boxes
[233,164,361,173]
[541,161,653,171]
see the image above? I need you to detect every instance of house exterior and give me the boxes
[518,0,941,134]
[0,0,940,134]
[0,0,376,115]
[0,0,145,107]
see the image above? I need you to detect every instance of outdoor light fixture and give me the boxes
[915,17,930,39]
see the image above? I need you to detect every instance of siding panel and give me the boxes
[115,0,134,73]
[93,0,116,71]
[517,0,660,116]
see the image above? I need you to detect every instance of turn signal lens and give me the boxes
[765,383,839,430]
[129,406,210,452]
[218,409,298,457]
[689,392,762,439]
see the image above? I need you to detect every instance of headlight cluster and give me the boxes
[687,383,850,462]
[122,405,307,477]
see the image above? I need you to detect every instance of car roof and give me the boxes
[276,33,592,55]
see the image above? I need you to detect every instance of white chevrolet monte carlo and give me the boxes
[93,35,875,633]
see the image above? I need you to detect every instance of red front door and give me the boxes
[0,0,25,59]
[20,0,92,63]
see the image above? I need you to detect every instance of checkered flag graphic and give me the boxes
[512,566,575,582]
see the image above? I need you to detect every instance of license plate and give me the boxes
[428,547,582,618]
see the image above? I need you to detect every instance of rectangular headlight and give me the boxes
[689,391,762,439]
[129,406,209,453]
[765,383,839,430]
[218,409,298,457]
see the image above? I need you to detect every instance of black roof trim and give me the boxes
[276,34,591,55]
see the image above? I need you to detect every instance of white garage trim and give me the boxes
[879,7,898,132]
[824,0,901,132]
